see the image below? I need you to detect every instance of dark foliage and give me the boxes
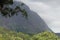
[0,0,28,18]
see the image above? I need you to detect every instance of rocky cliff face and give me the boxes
[0,1,52,34]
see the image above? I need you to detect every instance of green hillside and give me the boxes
[0,27,60,40]
[0,27,30,40]
[31,32,60,40]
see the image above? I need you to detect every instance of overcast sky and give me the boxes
[16,0,60,33]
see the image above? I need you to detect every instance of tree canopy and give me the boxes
[0,27,60,40]
[0,0,28,18]
[31,32,60,40]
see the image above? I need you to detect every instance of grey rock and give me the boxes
[0,1,52,34]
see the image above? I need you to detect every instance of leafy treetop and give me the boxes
[0,0,28,18]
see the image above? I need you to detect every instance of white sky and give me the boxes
[17,0,60,33]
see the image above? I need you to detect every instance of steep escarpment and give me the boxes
[0,1,52,34]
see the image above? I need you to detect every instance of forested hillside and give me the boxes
[0,27,60,40]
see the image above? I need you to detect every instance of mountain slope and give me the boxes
[0,1,52,34]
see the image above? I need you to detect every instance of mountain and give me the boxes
[0,1,52,34]
[55,33,60,37]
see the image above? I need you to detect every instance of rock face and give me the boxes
[0,1,52,34]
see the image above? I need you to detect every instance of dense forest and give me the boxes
[0,27,59,40]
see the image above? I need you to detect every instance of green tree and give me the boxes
[0,27,60,40]
[0,0,28,18]
[31,31,60,40]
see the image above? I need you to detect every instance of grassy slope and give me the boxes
[0,27,60,40]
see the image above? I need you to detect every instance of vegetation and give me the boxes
[0,27,30,40]
[0,27,59,40]
[31,32,60,40]
[0,0,60,40]
[0,0,28,18]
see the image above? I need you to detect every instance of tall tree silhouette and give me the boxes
[0,0,28,18]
